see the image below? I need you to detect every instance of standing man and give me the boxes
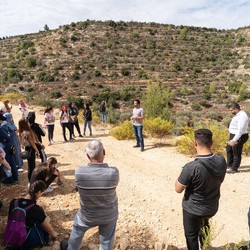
[131,99,144,152]
[60,140,119,250]
[175,129,227,250]
[226,102,249,174]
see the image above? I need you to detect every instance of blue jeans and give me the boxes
[83,120,92,135]
[67,213,117,250]
[101,112,107,123]
[133,125,144,148]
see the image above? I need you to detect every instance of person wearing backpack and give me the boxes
[4,180,58,249]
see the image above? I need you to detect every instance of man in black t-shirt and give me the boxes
[175,129,227,250]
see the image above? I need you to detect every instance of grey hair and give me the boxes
[86,140,103,159]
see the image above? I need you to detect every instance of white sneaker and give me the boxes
[17,168,24,172]
[48,141,52,146]
[44,186,53,194]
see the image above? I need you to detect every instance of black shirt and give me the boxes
[8,198,46,228]
[178,153,226,216]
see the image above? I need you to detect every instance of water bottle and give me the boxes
[4,168,12,177]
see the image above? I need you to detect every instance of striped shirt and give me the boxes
[75,163,119,225]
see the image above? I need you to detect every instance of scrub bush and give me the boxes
[177,123,228,156]
[110,120,135,140]
[144,117,173,138]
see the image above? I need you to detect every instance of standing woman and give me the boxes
[59,105,74,142]
[68,102,83,138]
[0,118,16,184]
[19,119,39,182]
[3,112,23,172]
[18,99,29,119]
[83,103,92,136]
[44,107,55,146]
[99,100,107,123]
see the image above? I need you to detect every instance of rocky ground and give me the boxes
[0,106,249,249]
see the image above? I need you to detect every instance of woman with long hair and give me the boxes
[18,119,39,182]
[83,103,92,136]
[5,180,58,249]
[44,107,55,146]
[59,105,74,142]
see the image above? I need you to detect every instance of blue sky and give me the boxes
[1,0,250,37]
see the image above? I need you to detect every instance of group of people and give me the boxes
[1,98,250,250]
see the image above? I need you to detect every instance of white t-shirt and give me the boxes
[45,112,55,125]
[132,107,144,126]
[59,111,70,123]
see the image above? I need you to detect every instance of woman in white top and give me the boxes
[18,99,29,119]
[44,107,55,146]
[59,105,74,142]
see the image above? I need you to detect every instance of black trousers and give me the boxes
[226,133,249,170]
[26,146,36,182]
[72,121,81,136]
[183,209,211,250]
[47,124,54,141]
[61,123,73,141]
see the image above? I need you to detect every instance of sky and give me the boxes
[1,0,250,37]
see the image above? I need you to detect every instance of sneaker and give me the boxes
[63,140,68,143]
[60,240,68,250]
[227,168,238,174]
[70,138,75,141]
[48,141,52,146]
[133,145,140,148]
[17,168,24,172]
[44,185,53,193]
[141,148,145,152]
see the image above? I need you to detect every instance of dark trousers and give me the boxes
[133,125,144,149]
[26,146,36,182]
[226,133,249,170]
[61,123,73,141]
[183,209,210,250]
[72,121,81,136]
[47,124,54,141]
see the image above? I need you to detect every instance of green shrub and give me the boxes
[177,123,228,156]
[243,139,250,155]
[191,103,202,111]
[144,118,173,138]
[110,120,135,140]
[25,57,37,68]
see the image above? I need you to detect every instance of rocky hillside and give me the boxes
[1,20,250,113]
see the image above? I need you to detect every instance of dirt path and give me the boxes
[1,106,250,249]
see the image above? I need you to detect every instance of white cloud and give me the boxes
[0,0,250,37]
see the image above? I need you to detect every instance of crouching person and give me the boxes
[61,140,119,250]
[4,180,58,249]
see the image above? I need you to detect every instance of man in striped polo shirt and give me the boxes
[61,140,119,250]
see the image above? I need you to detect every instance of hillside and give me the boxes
[1,20,250,114]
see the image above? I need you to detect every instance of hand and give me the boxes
[35,150,39,157]
[52,231,58,240]
[229,140,237,146]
